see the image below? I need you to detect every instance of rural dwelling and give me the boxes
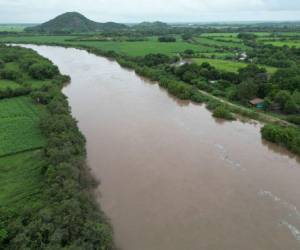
[249,98,265,109]
[238,52,247,61]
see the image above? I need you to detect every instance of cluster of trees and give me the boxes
[168,61,299,114]
[0,45,60,84]
[135,53,178,67]
[158,36,176,42]
[247,44,300,68]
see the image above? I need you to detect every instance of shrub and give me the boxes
[0,68,22,81]
[213,105,235,120]
[286,115,300,126]
[29,62,59,80]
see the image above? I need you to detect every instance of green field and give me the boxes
[198,52,236,59]
[261,40,300,48]
[193,58,277,74]
[0,35,217,56]
[0,150,45,210]
[201,33,238,37]
[195,36,247,49]
[0,80,21,90]
[0,96,45,157]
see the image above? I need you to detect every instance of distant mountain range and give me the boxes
[133,21,169,29]
[25,12,128,33]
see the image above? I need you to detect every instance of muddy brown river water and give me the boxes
[22,45,300,250]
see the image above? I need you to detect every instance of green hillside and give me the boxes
[25,12,127,33]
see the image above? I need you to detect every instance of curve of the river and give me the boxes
[21,45,300,250]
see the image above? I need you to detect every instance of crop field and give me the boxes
[0,96,45,157]
[260,40,300,48]
[0,150,45,210]
[193,58,277,74]
[195,36,247,49]
[75,39,216,56]
[255,31,300,47]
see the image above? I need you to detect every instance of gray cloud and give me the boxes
[0,0,299,23]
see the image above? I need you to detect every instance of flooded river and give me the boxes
[22,45,300,250]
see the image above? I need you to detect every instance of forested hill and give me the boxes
[25,12,127,33]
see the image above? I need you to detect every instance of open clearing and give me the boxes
[193,58,277,74]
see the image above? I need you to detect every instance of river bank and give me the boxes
[21,44,300,250]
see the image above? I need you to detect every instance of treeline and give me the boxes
[1,85,114,249]
[0,45,114,249]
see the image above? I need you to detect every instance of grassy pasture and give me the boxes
[193,58,277,74]
[0,150,45,210]
[0,96,45,157]
[193,58,247,72]
[199,52,236,59]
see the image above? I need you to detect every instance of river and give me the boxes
[21,45,300,250]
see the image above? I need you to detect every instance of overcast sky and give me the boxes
[0,0,300,23]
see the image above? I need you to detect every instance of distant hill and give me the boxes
[25,12,127,33]
[134,21,169,29]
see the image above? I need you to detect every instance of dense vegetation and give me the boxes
[0,45,113,249]
[261,124,300,155]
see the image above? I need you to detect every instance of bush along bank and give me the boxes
[1,84,113,248]
[261,124,300,156]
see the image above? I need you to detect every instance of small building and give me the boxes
[238,52,248,61]
[249,98,265,109]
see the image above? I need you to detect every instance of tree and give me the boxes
[238,64,267,83]
[158,36,176,42]
[182,33,193,41]
[237,79,258,101]
[142,54,170,67]
[184,49,195,55]
[284,99,299,114]
[274,90,291,110]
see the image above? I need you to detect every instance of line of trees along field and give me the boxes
[0,45,113,249]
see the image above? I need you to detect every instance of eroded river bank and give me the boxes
[22,45,300,250]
